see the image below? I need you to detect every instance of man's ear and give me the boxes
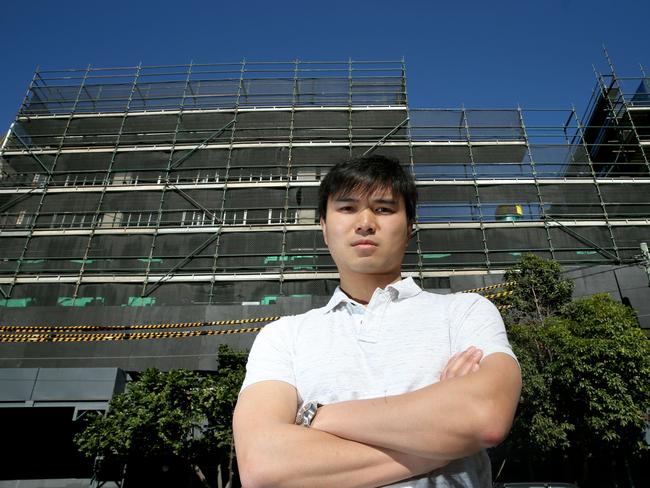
[320,217,328,246]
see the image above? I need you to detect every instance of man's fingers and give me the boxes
[440,352,460,379]
[455,349,482,376]
[440,347,483,380]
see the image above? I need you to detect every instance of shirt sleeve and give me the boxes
[448,293,518,365]
[240,317,297,394]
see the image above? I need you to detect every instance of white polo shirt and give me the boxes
[241,277,517,487]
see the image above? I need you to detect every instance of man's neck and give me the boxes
[338,272,402,305]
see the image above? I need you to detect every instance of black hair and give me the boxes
[318,155,417,222]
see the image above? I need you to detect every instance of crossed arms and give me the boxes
[233,349,521,488]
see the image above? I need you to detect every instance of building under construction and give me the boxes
[0,58,649,484]
[1,59,650,363]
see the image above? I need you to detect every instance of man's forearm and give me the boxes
[236,423,446,488]
[234,381,448,488]
[311,353,521,460]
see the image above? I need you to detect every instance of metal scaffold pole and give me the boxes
[640,243,650,287]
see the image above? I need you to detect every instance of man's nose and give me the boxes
[355,208,376,233]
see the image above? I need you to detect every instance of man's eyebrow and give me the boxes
[371,198,397,205]
[332,196,397,205]
[333,196,359,202]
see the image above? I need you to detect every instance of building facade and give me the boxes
[0,60,649,373]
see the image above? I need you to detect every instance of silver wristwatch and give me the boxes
[295,400,322,427]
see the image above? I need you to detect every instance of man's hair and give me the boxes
[318,155,417,222]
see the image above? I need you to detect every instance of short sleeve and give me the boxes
[240,317,297,393]
[448,293,518,365]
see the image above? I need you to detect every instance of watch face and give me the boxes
[296,401,319,426]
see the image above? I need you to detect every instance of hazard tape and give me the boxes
[462,282,514,294]
[482,290,514,300]
[0,291,515,344]
[0,326,264,343]
[0,316,281,333]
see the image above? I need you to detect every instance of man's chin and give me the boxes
[348,263,398,276]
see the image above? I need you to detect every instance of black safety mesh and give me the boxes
[1,237,28,258]
[64,117,123,147]
[292,146,350,168]
[113,151,172,171]
[223,187,286,209]
[219,232,283,254]
[0,193,42,213]
[0,237,27,274]
[54,152,113,171]
[549,226,614,250]
[282,279,339,297]
[472,145,528,164]
[419,228,484,251]
[146,282,213,306]
[75,283,143,306]
[600,184,650,218]
[100,191,161,212]
[284,230,325,251]
[611,226,650,259]
[417,186,478,222]
[12,282,77,306]
[41,193,100,212]
[211,280,280,304]
[22,235,89,273]
[2,154,56,174]
[88,234,154,272]
[12,119,68,148]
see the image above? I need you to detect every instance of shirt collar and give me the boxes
[321,276,422,314]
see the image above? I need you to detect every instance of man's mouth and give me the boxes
[352,239,378,248]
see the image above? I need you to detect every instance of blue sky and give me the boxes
[1,0,648,131]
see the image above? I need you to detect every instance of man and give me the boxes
[234,155,521,487]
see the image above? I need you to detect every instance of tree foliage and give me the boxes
[75,369,210,461]
[503,253,574,323]
[507,321,575,453]
[551,295,650,454]
[210,344,248,451]
[74,345,247,483]
[502,255,650,483]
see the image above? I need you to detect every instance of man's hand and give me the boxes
[311,346,483,433]
[310,352,521,460]
[440,346,483,380]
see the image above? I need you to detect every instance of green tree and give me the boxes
[507,321,575,454]
[74,345,247,487]
[502,255,650,485]
[210,344,248,485]
[503,253,574,324]
[552,296,650,456]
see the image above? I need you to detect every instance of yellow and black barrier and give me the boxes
[0,326,264,343]
[0,316,281,334]
[482,290,514,300]
[0,287,516,344]
[461,282,514,294]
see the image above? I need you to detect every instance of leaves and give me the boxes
[74,345,248,466]
[503,253,574,324]
[504,256,650,467]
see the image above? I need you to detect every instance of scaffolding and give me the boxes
[1,59,649,308]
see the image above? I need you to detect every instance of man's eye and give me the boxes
[376,207,394,214]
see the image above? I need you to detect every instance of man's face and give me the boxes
[320,187,410,278]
